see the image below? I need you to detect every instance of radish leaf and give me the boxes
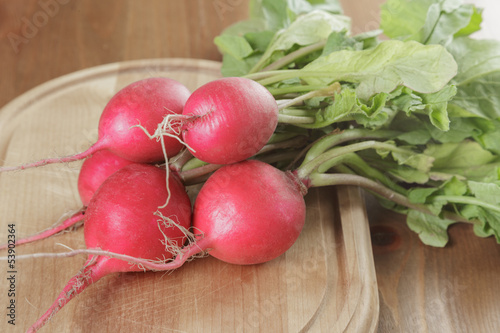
[301,40,457,100]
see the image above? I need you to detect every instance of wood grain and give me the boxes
[0,0,249,108]
[1,0,499,332]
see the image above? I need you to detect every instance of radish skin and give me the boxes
[78,150,136,206]
[27,164,192,332]
[0,77,190,172]
[190,160,306,265]
[161,77,279,165]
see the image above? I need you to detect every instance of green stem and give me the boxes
[297,140,410,179]
[260,40,327,72]
[301,128,400,165]
[277,82,341,110]
[309,173,407,201]
[267,84,328,96]
[267,131,304,144]
[245,69,344,86]
[280,108,318,117]
[257,135,308,155]
[323,152,408,194]
[434,195,500,214]
[331,164,353,174]
[180,163,221,185]
[257,150,299,165]
[308,173,477,225]
[244,69,296,81]
[181,157,209,172]
[169,149,193,172]
[258,70,342,87]
[278,114,315,124]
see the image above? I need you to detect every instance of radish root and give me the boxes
[155,210,197,257]
[3,213,204,272]
[26,258,105,333]
[0,210,85,250]
[131,116,195,209]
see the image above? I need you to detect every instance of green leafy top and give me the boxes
[380,0,482,45]
[213,0,500,247]
[301,40,457,100]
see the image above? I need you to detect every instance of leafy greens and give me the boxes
[214,0,500,247]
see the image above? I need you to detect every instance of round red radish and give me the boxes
[28,163,192,332]
[192,159,306,264]
[181,77,278,165]
[0,77,190,172]
[83,163,192,273]
[95,77,190,162]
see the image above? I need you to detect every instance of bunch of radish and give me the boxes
[1,75,280,246]
[1,75,304,332]
[4,73,428,333]
[1,73,460,332]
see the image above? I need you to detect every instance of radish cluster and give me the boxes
[3,76,279,247]
[2,76,308,332]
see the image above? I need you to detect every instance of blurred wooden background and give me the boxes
[1,0,500,332]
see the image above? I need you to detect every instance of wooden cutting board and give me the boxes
[0,59,378,333]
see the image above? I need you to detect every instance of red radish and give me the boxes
[0,77,190,172]
[122,159,307,271]
[78,149,135,206]
[28,163,192,332]
[163,77,279,165]
[189,159,306,264]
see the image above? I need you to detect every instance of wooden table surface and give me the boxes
[1,1,499,332]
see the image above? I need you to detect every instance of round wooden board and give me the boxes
[0,58,378,333]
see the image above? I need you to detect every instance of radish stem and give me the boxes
[260,40,327,72]
[307,172,478,225]
[268,84,328,96]
[297,140,416,179]
[277,82,341,110]
[302,128,401,164]
[433,195,500,214]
